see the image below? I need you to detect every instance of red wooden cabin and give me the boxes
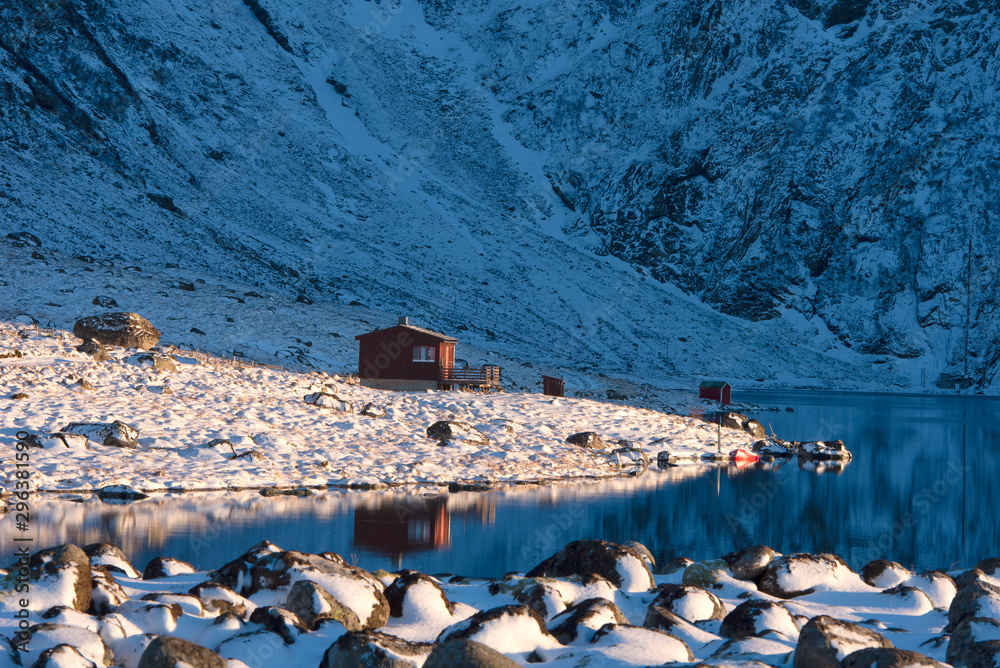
[699,380,732,404]
[355,317,500,391]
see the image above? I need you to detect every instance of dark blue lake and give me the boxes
[4,391,997,576]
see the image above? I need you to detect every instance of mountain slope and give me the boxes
[1,0,993,390]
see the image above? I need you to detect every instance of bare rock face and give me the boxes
[137,636,226,668]
[792,615,893,668]
[526,539,654,592]
[73,313,161,349]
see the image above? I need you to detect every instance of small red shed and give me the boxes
[699,380,731,404]
[355,316,457,391]
[542,375,565,397]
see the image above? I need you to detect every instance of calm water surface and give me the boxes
[4,391,997,575]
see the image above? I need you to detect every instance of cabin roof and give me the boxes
[355,323,458,342]
[699,380,731,389]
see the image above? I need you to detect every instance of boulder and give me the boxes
[720,599,800,640]
[438,605,554,653]
[705,411,749,431]
[319,630,432,668]
[28,544,92,613]
[660,556,694,575]
[137,636,226,668]
[141,593,204,617]
[648,583,727,623]
[624,541,655,569]
[860,559,910,589]
[907,571,957,609]
[385,572,456,619]
[947,640,1000,668]
[76,340,110,361]
[73,313,161,349]
[724,545,776,582]
[285,580,362,630]
[247,606,309,644]
[525,539,654,592]
[590,623,696,662]
[209,540,284,594]
[60,421,138,449]
[744,419,766,438]
[879,585,934,613]
[752,439,797,456]
[247,551,389,629]
[92,295,117,308]
[426,421,490,446]
[549,598,628,644]
[793,615,893,668]
[759,553,855,599]
[682,558,728,587]
[304,392,354,413]
[27,643,100,668]
[132,354,177,373]
[946,616,1000,667]
[97,485,148,502]
[512,579,567,621]
[423,639,521,668]
[565,432,604,449]
[114,601,184,635]
[360,402,387,418]
[798,440,853,460]
[949,581,1000,630]
[713,636,796,664]
[187,583,250,618]
[142,557,196,579]
[89,566,129,616]
[976,558,1000,577]
[840,647,948,667]
[22,622,113,666]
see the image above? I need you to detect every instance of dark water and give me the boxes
[3,391,998,576]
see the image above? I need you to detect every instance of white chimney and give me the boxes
[399,316,409,326]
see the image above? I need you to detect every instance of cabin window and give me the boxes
[413,346,436,362]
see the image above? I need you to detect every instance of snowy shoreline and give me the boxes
[0,321,797,495]
[2,538,997,667]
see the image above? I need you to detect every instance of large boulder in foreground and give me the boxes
[840,647,948,667]
[27,544,93,613]
[793,615,893,668]
[319,630,432,668]
[423,639,521,668]
[526,540,654,592]
[73,312,161,349]
[949,581,1000,630]
[946,616,1000,667]
[137,636,226,668]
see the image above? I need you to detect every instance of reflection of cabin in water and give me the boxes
[355,317,500,391]
[352,496,451,559]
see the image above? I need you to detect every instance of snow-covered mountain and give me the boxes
[1,0,996,390]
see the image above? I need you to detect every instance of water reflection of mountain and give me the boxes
[2,391,997,576]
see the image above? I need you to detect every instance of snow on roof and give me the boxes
[699,380,731,389]
[355,324,458,342]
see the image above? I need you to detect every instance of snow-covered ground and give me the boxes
[1,538,990,667]
[0,319,766,493]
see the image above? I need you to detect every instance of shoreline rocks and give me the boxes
[3,540,987,668]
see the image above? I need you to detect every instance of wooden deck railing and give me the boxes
[439,365,501,387]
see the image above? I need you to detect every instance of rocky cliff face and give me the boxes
[1,0,996,388]
[438,0,1000,387]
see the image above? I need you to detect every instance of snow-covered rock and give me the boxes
[792,615,893,668]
